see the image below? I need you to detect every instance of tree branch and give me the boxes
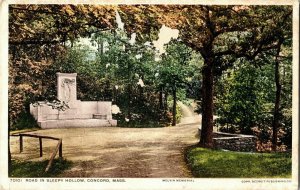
[10,6,64,16]
[9,40,65,45]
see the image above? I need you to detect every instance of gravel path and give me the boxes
[10,104,201,178]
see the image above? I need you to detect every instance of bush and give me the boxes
[217,122,238,133]
[281,108,292,148]
[175,104,182,123]
[11,111,39,131]
[113,89,180,127]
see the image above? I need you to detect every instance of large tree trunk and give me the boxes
[199,58,214,148]
[172,87,177,126]
[272,42,282,151]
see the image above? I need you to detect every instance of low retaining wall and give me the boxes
[198,128,257,152]
[213,132,257,152]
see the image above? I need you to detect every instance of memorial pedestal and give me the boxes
[30,73,117,128]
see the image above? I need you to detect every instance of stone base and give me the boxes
[38,119,117,129]
[108,120,117,126]
[212,132,257,152]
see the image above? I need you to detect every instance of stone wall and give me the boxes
[213,132,257,152]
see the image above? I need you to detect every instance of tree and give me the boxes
[9,5,292,150]
[9,4,119,126]
[263,38,292,151]
[93,30,158,123]
[158,40,196,125]
[8,4,118,173]
[214,8,292,150]
[269,17,292,151]
[9,5,116,45]
[119,5,292,147]
[215,61,274,134]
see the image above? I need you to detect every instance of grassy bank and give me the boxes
[186,147,291,178]
[10,159,72,177]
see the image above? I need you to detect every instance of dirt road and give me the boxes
[10,104,201,178]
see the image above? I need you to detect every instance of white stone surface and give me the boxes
[108,120,117,126]
[39,119,111,128]
[56,73,77,103]
[30,73,117,128]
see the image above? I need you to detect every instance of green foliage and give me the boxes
[215,49,292,148]
[9,5,293,149]
[215,61,272,134]
[10,5,116,46]
[48,31,202,127]
[9,5,116,127]
[48,31,174,126]
[9,158,72,177]
[176,105,182,124]
[166,96,183,124]
[11,111,39,131]
[159,40,197,91]
[158,40,201,125]
[281,108,292,147]
[186,147,291,178]
[185,64,202,101]
[95,31,166,125]
[8,6,293,152]
[115,92,168,127]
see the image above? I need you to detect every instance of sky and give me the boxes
[116,10,179,54]
[78,11,179,55]
[152,25,179,54]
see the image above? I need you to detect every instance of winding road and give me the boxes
[10,102,201,177]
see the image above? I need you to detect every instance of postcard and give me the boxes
[0,0,299,189]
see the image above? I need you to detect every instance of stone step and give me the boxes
[38,119,114,129]
[93,114,107,119]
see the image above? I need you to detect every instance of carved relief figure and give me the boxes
[61,78,75,102]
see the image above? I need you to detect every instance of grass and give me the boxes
[9,158,72,177]
[186,147,292,178]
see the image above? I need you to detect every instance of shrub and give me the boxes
[11,111,39,131]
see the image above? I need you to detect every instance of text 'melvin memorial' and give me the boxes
[30,73,117,128]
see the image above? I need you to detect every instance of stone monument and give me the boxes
[30,73,117,128]
[57,73,77,103]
